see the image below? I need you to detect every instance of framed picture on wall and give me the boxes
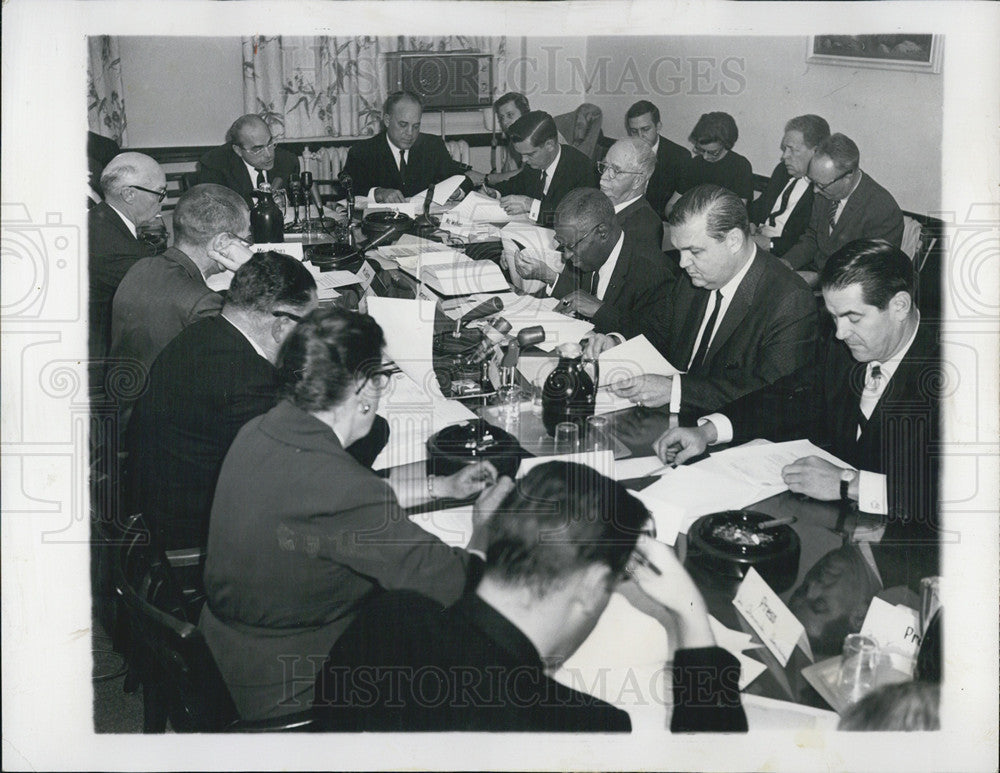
[807,35,943,73]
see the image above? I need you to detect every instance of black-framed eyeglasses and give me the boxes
[129,185,168,202]
[596,161,642,179]
[242,139,276,154]
[811,167,855,193]
[554,223,600,253]
[692,142,726,161]
[354,365,396,394]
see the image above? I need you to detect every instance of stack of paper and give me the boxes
[408,174,467,206]
[419,260,509,296]
[593,335,681,415]
[389,248,467,274]
[444,190,512,223]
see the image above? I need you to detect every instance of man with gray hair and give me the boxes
[782,133,904,279]
[88,151,167,379]
[110,183,253,378]
[598,136,665,257]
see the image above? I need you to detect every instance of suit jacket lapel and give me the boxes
[376,134,403,190]
[675,283,710,367]
[702,252,765,365]
[835,173,869,236]
[100,202,137,242]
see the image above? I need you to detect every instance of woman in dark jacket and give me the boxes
[676,112,755,205]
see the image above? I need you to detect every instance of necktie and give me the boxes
[255,169,265,188]
[857,362,883,438]
[590,269,600,296]
[829,200,840,234]
[539,169,548,198]
[767,178,797,227]
[398,150,407,186]
[689,290,721,372]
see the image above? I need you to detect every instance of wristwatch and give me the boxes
[840,468,857,502]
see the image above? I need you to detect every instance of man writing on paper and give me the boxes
[585,184,816,415]
[514,189,671,339]
[655,240,940,544]
[483,110,597,226]
[342,91,484,204]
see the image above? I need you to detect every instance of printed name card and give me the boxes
[860,597,921,673]
[251,242,304,260]
[733,568,813,666]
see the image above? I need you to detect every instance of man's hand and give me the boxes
[781,456,844,501]
[653,424,715,466]
[611,374,673,408]
[480,185,502,201]
[208,233,254,273]
[464,169,486,186]
[438,460,498,500]
[556,290,602,319]
[513,249,558,284]
[500,194,533,216]
[628,535,715,649]
[467,475,516,554]
[374,187,405,204]
[582,333,619,360]
[446,187,467,203]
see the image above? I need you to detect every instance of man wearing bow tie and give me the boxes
[655,239,939,537]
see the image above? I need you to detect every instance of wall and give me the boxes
[582,36,943,214]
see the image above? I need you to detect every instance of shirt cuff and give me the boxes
[607,332,626,345]
[858,471,888,515]
[528,198,541,221]
[699,413,733,445]
[669,374,682,414]
[366,186,378,201]
[467,548,487,561]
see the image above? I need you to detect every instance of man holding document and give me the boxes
[655,239,940,542]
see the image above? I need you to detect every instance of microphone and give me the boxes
[500,326,546,369]
[458,296,503,325]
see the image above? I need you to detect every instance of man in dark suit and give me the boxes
[599,137,666,257]
[487,110,597,227]
[625,100,690,218]
[89,152,166,388]
[342,91,484,203]
[315,462,747,733]
[782,134,904,280]
[196,115,300,208]
[87,130,121,204]
[513,189,671,338]
[656,240,939,545]
[587,184,817,415]
[126,252,318,551]
[749,114,830,258]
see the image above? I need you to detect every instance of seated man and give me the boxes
[110,183,253,382]
[89,152,166,385]
[342,91,484,203]
[782,133,904,279]
[655,239,940,543]
[315,461,747,733]
[749,114,830,258]
[598,136,666,258]
[625,100,689,219]
[513,188,672,338]
[197,115,300,208]
[485,110,597,226]
[586,184,817,415]
[126,251,318,552]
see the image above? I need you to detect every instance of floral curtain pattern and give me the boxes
[87,36,128,145]
[242,36,508,139]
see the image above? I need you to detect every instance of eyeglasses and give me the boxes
[129,185,168,202]
[272,311,302,322]
[692,143,726,161]
[811,167,855,193]
[596,161,642,179]
[354,364,397,394]
[554,223,600,254]
[242,139,276,154]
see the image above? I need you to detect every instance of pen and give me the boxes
[646,461,677,476]
[631,549,662,577]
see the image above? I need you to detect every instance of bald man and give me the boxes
[599,137,666,259]
[89,152,167,382]
[197,115,301,207]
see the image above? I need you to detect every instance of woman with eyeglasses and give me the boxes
[675,112,754,206]
[200,306,510,721]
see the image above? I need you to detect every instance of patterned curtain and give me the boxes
[87,36,128,145]
[242,36,508,139]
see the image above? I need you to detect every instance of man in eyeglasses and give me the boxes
[89,151,168,387]
[598,137,666,259]
[197,115,301,207]
[782,133,903,283]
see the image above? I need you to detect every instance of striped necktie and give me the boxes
[768,178,796,227]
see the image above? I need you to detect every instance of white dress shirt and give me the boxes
[594,232,625,301]
[528,146,561,222]
[758,177,809,239]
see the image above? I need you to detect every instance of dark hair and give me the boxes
[689,112,739,149]
[555,187,615,229]
[667,183,750,238]
[485,462,649,596]
[626,100,660,127]
[173,184,249,247]
[820,239,915,309]
[226,251,317,314]
[784,114,831,149]
[838,682,940,731]
[276,307,385,412]
[508,110,558,148]
[814,133,860,173]
[494,91,530,117]
[226,114,268,146]
[384,90,422,117]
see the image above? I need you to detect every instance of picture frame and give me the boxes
[807,35,943,73]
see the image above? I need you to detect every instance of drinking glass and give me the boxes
[554,422,579,454]
[838,633,880,704]
[496,385,522,433]
[586,415,612,452]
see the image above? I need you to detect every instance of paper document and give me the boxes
[409,505,475,549]
[499,222,563,295]
[598,335,680,384]
[419,260,509,296]
[408,175,467,206]
[707,439,849,490]
[445,190,512,223]
[391,248,467,274]
[365,201,420,217]
[438,220,503,242]
[860,597,921,673]
[517,450,616,480]
[376,236,454,262]
[613,455,671,481]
